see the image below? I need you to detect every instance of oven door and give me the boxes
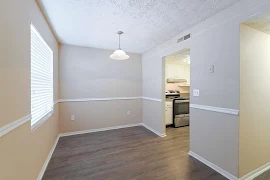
[173,100,190,127]
[174,100,189,114]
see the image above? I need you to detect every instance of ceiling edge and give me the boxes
[36,0,60,44]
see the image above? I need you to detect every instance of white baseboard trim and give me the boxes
[0,114,31,138]
[37,134,60,180]
[190,104,239,116]
[141,123,166,137]
[141,97,162,102]
[37,123,144,179]
[59,123,142,137]
[240,162,270,180]
[188,151,238,180]
[58,122,167,138]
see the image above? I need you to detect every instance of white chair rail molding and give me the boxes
[1,0,270,180]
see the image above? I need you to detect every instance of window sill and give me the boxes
[31,111,54,132]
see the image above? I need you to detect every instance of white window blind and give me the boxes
[31,24,53,129]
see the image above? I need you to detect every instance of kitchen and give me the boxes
[165,49,190,129]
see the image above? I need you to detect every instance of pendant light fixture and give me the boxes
[110,31,129,60]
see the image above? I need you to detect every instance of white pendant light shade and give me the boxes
[110,49,129,60]
[110,31,129,60]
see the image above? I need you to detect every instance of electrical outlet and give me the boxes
[193,89,200,97]
[209,65,214,73]
[71,115,75,121]
[127,111,131,116]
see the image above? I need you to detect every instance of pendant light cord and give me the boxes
[118,33,121,49]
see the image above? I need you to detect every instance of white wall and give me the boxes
[239,24,270,177]
[59,45,142,133]
[142,0,270,178]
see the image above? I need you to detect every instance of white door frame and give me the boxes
[161,48,191,134]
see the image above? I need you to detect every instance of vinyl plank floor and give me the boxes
[42,126,228,180]
[254,169,270,180]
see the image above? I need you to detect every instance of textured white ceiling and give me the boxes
[244,12,270,35]
[38,0,239,53]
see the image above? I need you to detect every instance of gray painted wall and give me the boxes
[59,45,142,133]
[190,109,239,176]
[142,0,270,177]
[59,45,142,99]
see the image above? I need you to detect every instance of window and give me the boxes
[31,24,53,130]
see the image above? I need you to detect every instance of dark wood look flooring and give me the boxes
[43,126,228,180]
[254,169,270,180]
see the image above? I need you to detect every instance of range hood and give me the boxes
[167,78,187,83]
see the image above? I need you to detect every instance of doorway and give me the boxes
[162,48,191,135]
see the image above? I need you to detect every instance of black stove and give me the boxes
[165,90,190,128]
[165,90,189,100]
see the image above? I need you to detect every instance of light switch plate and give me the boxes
[193,89,200,97]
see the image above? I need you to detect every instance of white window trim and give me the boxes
[30,23,54,131]
[31,111,54,131]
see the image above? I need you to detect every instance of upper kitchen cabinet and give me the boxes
[166,64,190,83]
